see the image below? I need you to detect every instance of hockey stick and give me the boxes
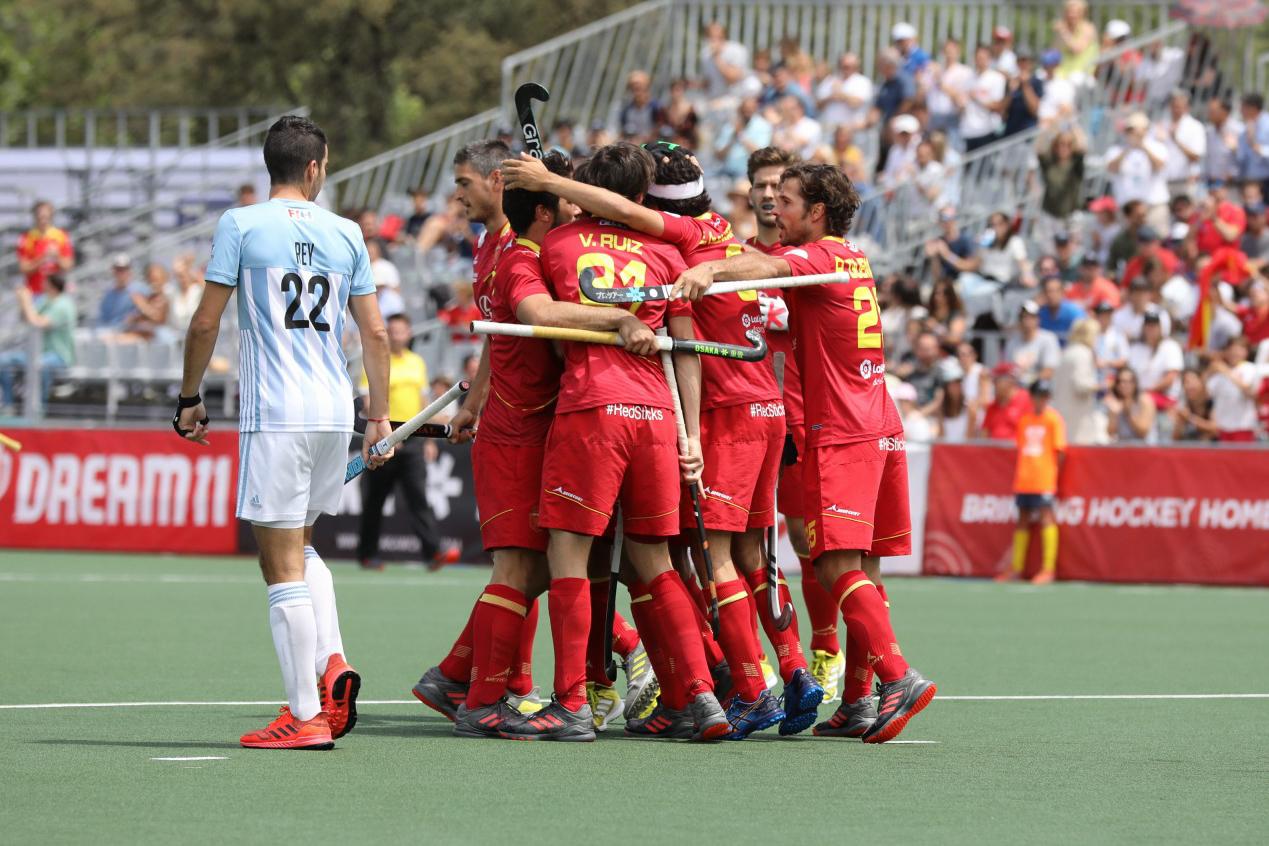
[601,507,623,683]
[514,82,550,159]
[353,418,474,442]
[580,270,854,305]
[658,327,720,637]
[344,380,469,483]
[0,432,21,452]
[470,320,767,362]
[764,351,794,630]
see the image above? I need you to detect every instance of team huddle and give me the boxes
[177,115,936,749]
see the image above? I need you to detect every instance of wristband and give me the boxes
[177,393,202,409]
[172,394,209,438]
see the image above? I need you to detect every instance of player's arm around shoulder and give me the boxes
[673,250,792,301]
[502,153,666,236]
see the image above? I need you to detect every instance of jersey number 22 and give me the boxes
[281,272,331,332]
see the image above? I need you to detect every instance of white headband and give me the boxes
[646,177,705,200]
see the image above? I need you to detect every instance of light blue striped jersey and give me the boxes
[205,198,375,433]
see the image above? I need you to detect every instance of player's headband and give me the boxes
[647,177,705,200]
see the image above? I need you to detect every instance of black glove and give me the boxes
[172,393,209,438]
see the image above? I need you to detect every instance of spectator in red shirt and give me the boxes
[1238,280,1269,346]
[438,281,483,342]
[1119,226,1178,289]
[16,200,74,295]
[1193,186,1246,256]
[978,362,1033,440]
[1067,255,1122,309]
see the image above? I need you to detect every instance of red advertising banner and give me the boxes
[923,443,1269,586]
[0,429,239,554]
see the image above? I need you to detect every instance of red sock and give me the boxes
[680,571,709,615]
[612,611,640,658]
[437,597,478,683]
[586,580,614,685]
[715,580,766,701]
[466,585,529,708]
[678,570,725,666]
[801,556,841,654]
[877,583,890,606]
[629,582,685,710]
[649,571,714,701]
[744,568,807,681]
[842,622,873,702]
[506,598,538,696]
[548,578,590,711]
[831,571,909,683]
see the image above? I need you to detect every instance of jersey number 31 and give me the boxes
[281,272,331,332]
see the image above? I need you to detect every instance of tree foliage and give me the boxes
[3,0,633,159]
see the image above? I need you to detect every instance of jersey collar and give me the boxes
[514,237,541,254]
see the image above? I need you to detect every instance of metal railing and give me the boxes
[0,106,288,150]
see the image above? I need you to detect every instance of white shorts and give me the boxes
[237,431,350,529]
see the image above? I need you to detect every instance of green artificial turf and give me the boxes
[1,552,1265,844]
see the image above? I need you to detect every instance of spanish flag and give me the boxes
[1189,248,1250,350]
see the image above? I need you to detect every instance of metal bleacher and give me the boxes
[2,0,1261,423]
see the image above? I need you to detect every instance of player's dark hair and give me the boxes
[503,152,574,236]
[575,142,655,202]
[746,146,799,183]
[454,140,511,178]
[779,163,860,236]
[263,115,327,186]
[643,145,711,217]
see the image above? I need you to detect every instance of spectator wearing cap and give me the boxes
[872,48,917,128]
[1087,196,1121,268]
[1120,225,1179,290]
[1001,378,1065,585]
[891,22,929,77]
[1036,130,1086,250]
[816,53,874,134]
[935,358,972,442]
[980,362,1032,440]
[1052,0,1099,82]
[1107,200,1148,278]
[1205,336,1262,441]
[1114,278,1171,342]
[714,96,774,179]
[1202,98,1243,189]
[990,26,1018,77]
[1093,300,1131,384]
[1171,368,1217,442]
[1002,51,1043,140]
[1128,308,1183,408]
[1099,20,1140,107]
[1236,93,1269,198]
[925,39,972,142]
[1036,50,1076,129]
[1106,113,1170,236]
[1156,91,1206,197]
[1105,366,1156,442]
[98,253,139,331]
[880,113,921,189]
[1037,275,1085,342]
[892,381,934,443]
[1240,202,1269,263]
[1052,232,1083,283]
[1006,301,1061,383]
[960,46,1007,153]
[1053,318,1103,444]
[1068,255,1121,311]
[619,71,664,140]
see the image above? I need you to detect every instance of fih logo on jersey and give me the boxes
[287,208,313,221]
[478,295,494,320]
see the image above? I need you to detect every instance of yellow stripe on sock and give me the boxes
[478,593,527,617]
[718,591,749,609]
[630,593,654,605]
[836,578,875,608]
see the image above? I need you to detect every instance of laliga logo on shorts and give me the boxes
[0,449,11,502]
[478,295,494,320]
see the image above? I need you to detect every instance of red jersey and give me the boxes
[16,225,73,295]
[659,212,777,410]
[981,389,1033,440]
[778,236,901,446]
[476,237,564,445]
[748,236,804,427]
[473,219,515,291]
[540,217,688,413]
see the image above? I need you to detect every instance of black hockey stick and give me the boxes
[514,82,550,159]
[658,328,720,637]
[601,507,623,683]
[765,351,794,630]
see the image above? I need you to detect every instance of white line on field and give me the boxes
[150,756,227,762]
[884,740,940,744]
[0,572,470,587]
[3,694,1268,710]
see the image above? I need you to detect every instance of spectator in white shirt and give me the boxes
[960,46,1007,152]
[368,240,405,318]
[990,26,1019,77]
[1106,112,1171,235]
[700,21,754,105]
[1092,300,1130,384]
[772,94,822,159]
[1127,308,1184,406]
[1206,335,1262,441]
[881,113,922,190]
[1203,97,1244,188]
[1037,50,1077,129]
[1006,302,1061,383]
[926,39,972,140]
[1156,91,1206,195]
[815,53,874,132]
[1114,278,1172,342]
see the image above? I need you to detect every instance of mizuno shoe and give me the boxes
[724,689,785,740]
[779,667,826,736]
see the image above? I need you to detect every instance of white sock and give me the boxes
[267,582,321,721]
[303,545,345,674]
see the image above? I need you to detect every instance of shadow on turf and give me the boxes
[31,739,240,751]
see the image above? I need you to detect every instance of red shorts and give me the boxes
[682,403,783,532]
[473,438,548,552]
[777,423,806,520]
[539,406,680,538]
[803,433,912,560]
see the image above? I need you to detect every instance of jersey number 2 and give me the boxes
[281,273,331,332]
[854,287,882,349]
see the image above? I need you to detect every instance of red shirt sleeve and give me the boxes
[775,242,830,278]
[657,212,703,252]
[502,255,551,314]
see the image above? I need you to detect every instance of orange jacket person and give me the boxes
[999,379,1067,585]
